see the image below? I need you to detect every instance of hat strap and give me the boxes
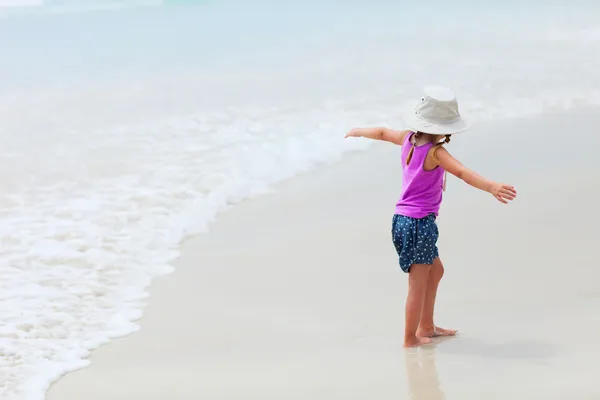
[443,171,447,192]
[432,142,448,192]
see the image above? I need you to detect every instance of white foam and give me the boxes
[0,98,376,398]
[0,2,600,399]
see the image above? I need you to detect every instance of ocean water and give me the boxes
[1,0,600,398]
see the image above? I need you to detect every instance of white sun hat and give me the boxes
[404,86,472,135]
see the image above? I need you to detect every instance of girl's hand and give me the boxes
[436,147,517,202]
[490,183,517,204]
[345,128,360,138]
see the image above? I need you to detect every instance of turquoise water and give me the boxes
[1,1,600,399]
[3,0,600,97]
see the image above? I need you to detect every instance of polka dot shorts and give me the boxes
[391,213,439,273]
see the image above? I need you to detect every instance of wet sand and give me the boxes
[48,109,600,399]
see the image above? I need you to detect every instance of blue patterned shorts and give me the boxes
[391,214,439,273]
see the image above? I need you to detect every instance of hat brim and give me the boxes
[404,111,472,135]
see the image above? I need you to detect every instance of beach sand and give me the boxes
[48,109,600,400]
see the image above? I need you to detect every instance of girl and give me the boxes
[345,87,516,347]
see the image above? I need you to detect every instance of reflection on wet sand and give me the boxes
[405,344,445,400]
[403,336,559,399]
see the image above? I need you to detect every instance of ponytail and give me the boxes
[405,132,422,165]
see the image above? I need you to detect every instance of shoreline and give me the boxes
[48,108,600,399]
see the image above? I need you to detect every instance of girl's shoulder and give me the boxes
[424,143,445,171]
[431,143,446,163]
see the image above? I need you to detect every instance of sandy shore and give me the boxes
[48,109,600,399]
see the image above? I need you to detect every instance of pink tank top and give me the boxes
[395,132,445,218]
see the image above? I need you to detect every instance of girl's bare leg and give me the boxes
[404,264,433,347]
[417,257,457,338]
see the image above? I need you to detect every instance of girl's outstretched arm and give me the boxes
[436,147,517,204]
[345,127,410,145]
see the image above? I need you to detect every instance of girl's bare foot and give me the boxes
[404,336,432,348]
[416,325,457,338]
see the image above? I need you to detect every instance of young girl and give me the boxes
[345,86,516,347]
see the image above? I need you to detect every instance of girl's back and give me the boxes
[396,133,445,219]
